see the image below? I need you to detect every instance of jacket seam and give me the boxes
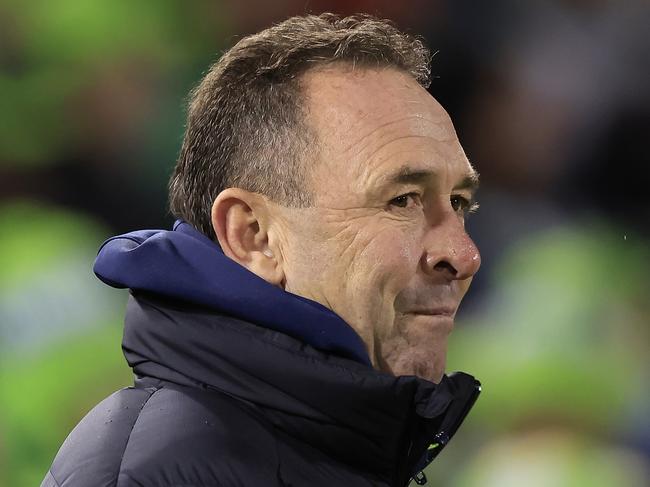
[46,470,62,487]
[113,387,159,487]
[211,315,385,390]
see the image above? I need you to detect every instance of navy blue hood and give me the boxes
[94,220,371,366]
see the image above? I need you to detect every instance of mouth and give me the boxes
[407,306,457,317]
[402,307,457,334]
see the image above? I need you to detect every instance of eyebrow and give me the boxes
[390,167,435,185]
[454,172,480,193]
[386,166,480,194]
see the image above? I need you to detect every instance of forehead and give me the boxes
[301,66,473,197]
[303,65,450,136]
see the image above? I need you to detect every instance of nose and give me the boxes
[421,217,481,281]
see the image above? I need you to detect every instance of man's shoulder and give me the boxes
[120,383,281,485]
[45,382,281,487]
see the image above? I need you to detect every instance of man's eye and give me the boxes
[451,195,479,215]
[389,193,421,208]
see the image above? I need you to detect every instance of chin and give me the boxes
[380,324,449,383]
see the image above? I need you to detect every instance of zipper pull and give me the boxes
[412,470,427,485]
[409,434,448,485]
[425,431,449,462]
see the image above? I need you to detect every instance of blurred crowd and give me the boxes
[1,1,648,485]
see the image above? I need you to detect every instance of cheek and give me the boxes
[356,227,422,294]
[280,219,335,290]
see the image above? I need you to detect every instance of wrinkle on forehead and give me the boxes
[302,66,454,150]
[345,118,455,165]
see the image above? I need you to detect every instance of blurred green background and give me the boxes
[1,1,648,486]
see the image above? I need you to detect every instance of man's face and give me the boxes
[272,66,480,383]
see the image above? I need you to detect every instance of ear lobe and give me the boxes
[211,189,284,286]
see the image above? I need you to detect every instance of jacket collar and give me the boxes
[94,220,371,365]
[124,292,480,485]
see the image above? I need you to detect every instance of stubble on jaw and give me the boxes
[374,314,451,382]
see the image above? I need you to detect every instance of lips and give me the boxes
[408,306,457,317]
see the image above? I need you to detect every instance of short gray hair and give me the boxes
[168,13,432,240]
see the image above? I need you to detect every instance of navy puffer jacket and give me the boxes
[42,222,480,487]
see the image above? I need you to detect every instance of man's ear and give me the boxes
[211,188,284,286]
